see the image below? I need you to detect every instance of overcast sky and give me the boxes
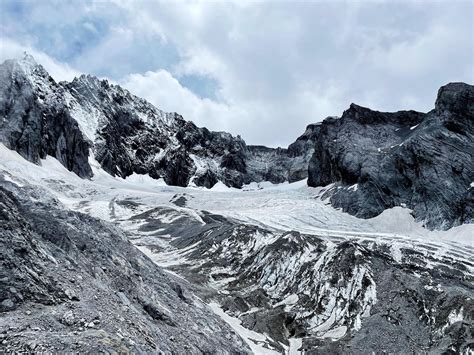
[1,0,473,146]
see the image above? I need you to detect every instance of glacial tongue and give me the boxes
[124,202,473,354]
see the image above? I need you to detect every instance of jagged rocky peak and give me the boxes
[0,54,318,188]
[342,102,425,126]
[6,52,41,76]
[287,123,320,157]
[68,74,109,100]
[0,53,92,178]
[308,82,474,229]
[1,55,471,230]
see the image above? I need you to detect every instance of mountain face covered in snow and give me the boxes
[1,55,472,230]
[0,54,473,354]
[0,55,316,189]
[0,149,471,353]
[308,83,474,229]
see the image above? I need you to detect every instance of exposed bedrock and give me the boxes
[308,83,474,229]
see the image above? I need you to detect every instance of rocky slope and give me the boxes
[308,83,474,229]
[0,140,472,354]
[0,55,316,188]
[247,123,320,183]
[124,196,473,354]
[0,174,250,353]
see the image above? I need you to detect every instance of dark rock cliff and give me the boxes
[0,55,317,188]
[0,56,92,178]
[308,82,474,229]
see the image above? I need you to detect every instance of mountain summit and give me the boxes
[0,55,473,354]
[0,54,317,188]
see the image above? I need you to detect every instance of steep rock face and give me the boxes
[65,73,318,187]
[246,123,320,183]
[308,83,474,229]
[0,176,250,353]
[0,55,92,178]
[0,55,316,188]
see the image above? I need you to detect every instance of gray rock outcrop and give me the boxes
[308,83,474,229]
[0,55,92,178]
[0,176,250,353]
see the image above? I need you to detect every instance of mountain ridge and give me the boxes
[308,82,473,229]
[0,68,473,353]
[0,54,316,189]
[0,54,472,230]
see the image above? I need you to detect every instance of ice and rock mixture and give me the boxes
[0,54,316,191]
[1,144,472,354]
[4,55,472,230]
[0,54,473,353]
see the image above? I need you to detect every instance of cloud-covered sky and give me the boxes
[1,0,473,146]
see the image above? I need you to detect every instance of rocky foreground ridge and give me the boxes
[0,174,250,353]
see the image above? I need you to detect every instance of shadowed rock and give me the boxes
[308,82,474,229]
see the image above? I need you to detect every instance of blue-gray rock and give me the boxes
[0,55,92,178]
[308,82,474,229]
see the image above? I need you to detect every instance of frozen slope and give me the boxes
[0,143,471,245]
[1,143,472,354]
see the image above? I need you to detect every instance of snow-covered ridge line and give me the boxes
[0,54,317,191]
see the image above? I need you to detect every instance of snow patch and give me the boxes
[208,302,280,355]
[348,183,358,192]
[1,173,24,187]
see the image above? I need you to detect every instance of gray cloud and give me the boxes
[1,0,473,146]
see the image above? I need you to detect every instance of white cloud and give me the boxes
[120,70,248,135]
[1,1,473,146]
[0,37,80,81]
[110,0,473,144]
[121,68,347,147]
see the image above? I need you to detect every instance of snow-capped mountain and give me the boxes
[0,54,92,178]
[0,54,316,188]
[0,147,471,353]
[0,54,472,354]
[1,55,472,230]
